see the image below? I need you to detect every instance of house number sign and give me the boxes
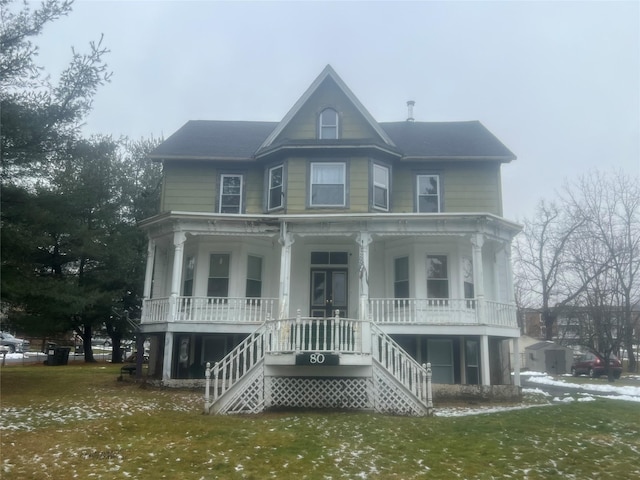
[295,352,340,366]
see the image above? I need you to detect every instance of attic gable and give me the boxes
[258,65,395,151]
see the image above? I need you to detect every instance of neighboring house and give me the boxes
[139,65,522,414]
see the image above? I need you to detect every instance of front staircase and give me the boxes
[203,314,434,416]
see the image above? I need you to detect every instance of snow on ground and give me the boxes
[521,371,640,402]
[435,371,640,417]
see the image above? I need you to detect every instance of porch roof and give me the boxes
[139,211,522,240]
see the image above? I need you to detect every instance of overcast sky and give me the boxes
[31,0,640,221]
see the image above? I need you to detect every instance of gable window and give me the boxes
[208,254,230,297]
[417,174,441,212]
[426,255,449,299]
[246,255,263,298]
[310,162,346,207]
[219,174,243,213]
[268,165,284,210]
[373,164,390,211]
[394,256,409,298]
[319,108,339,139]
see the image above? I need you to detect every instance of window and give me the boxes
[268,165,284,210]
[394,256,409,298]
[319,108,338,139]
[426,255,449,298]
[417,175,441,212]
[183,256,195,296]
[246,255,263,298]
[465,340,480,384]
[310,162,346,207]
[463,257,474,300]
[427,339,454,384]
[373,164,389,211]
[208,254,230,297]
[219,174,243,213]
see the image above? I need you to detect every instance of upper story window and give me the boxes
[310,162,346,207]
[319,108,339,139]
[373,164,390,211]
[268,165,284,211]
[417,174,441,213]
[219,174,243,213]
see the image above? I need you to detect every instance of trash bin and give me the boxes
[46,343,57,365]
[55,347,71,365]
[45,344,71,366]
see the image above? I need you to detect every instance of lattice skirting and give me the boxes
[216,366,265,415]
[265,377,372,410]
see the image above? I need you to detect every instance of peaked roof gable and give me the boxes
[258,65,395,151]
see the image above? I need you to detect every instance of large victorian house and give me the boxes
[139,66,522,415]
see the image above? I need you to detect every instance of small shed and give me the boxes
[525,341,574,375]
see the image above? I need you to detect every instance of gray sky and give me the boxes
[33,0,640,221]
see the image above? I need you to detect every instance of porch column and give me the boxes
[162,332,174,382]
[169,232,187,322]
[357,232,373,355]
[356,232,372,321]
[512,336,521,387]
[278,226,294,319]
[504,243,515,304]
[480,334,491,386]
[471,234,485,323]
[143,238,156,299]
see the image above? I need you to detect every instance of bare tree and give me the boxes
[564,171,640,372]
[513,201,590,341]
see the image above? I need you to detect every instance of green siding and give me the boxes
[278,77,379,141]
[162,161,217,212]
[391,162,502,215]
[161,158,503,216]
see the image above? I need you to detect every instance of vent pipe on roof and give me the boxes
[406,100,415,122]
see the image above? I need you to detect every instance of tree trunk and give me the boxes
[79,324,96,363]
[111,333,123,364]
[543,309,556,341]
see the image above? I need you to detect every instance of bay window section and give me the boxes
[268,165,284,210]
[219,174,243,213]
[373,164,389,211]
[417,174,441,212]
[310,162,346,207]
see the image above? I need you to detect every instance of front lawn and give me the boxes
[2,364,639,479]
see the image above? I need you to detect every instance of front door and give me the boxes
[310,269,348,318]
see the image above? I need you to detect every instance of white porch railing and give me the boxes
[369,298,516,328]
[142,297,277,324]
[265,311,364,353]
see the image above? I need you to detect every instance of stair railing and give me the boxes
[371,323,433,413]
[204,324,267,413]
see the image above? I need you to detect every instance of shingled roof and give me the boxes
[150,119,515,162]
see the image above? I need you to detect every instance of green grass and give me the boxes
[2,364,639,479]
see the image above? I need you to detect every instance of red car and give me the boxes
[571,351,622,379]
